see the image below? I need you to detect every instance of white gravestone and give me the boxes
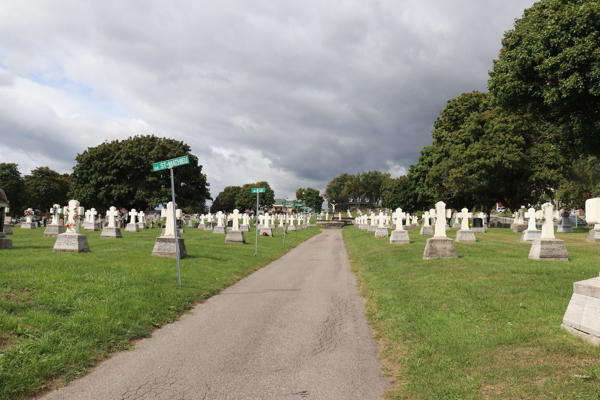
[101,206,122,238]
[44,204,65,237]
[562,276,600,345]
[84,208,99,231]
[53,200,89,253]
[586,198,600,243]
[138,211,147,229]
[240,213,250,232]
[213,211,227,234]
[528,202,568,261]
[21,208,36,229]
[203,212,214,231]
[423,201,457,260]
[0,190,11,249]
[198,214,206,229]
[367,212,378,232]
[153,202,187,258]
[520,208,541,242]
[276,213,287,234]
[288,215,296,232]
[225,209,245,243]
[455,208,476,243]
[260,212,273,236]
[420,211,433,235]
[375,211,388,238]
[125,208,140,232]
[390,208,409,244]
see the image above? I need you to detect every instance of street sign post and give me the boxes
[251,188,266,193]
[153,155,190,287]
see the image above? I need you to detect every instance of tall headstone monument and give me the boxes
[375,211,388,238]
[22,208,36,229]
[44,204,65,237]
[259,212,273,236]
[152,202,187,258]
[423,201,457,260]
[0,189,12,249]
[225,209,245,243]
[83,208,99,231]
[53,200,89,253]
[420,210,433,235]
[520,208,541,242]
[125,209,140,232]
[390,208,409,244]
[100,206,123,238]
[455,208,476,243]
[213,211,227,234]
[137,211,147,229]
[528,202,568,261]
[586,198,600,243]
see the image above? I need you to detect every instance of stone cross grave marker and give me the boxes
[64,200,84,234]
[50,204,61,225]
[262,213,270,228]
[423,211,430,227]
[129,209,138,225]
[394,208,406,231]
[106,206,119,228]
[434,202,447,238]
[541,203,556,239]
[231,209,241,231]
[378,211,385,228]
[24,208,34,223]
[525,208,537,231]
[160,203,181,237]
[458,208,472,230]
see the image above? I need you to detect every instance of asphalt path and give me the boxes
[40,229,388,400]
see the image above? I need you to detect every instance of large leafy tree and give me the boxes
[489,0,600,154]
[323,173,352,206]
[219,186,241,212]
[296,187,324,212]
[24,167,70,213]
[556,156,600,210]
[235,181,275,213]
[210,195,222,213]
[0,163,27,215]
[360,170,390,206]
[380,175,420,213]
[69,135,211,212]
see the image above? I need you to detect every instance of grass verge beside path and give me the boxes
[0,225,320,400]
[344,226,600,400]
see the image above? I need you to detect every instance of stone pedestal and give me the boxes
[423,237,457,260]
[100,227,122,238]
[188,220,197,228]
[21,222,36,229]
[455,230,476,243]
[52,233,89,253]
[204,223,214,231]
[259,228,273,236]
[520,229,541,242]
[213,226,227,234]
[197,223,205,230]
[137,223,147,230]
[276,226,286,234]
[471,227,485,233]
[44,225,65,237]
[452,223,461,229]
[0,232,12,249]
[83,221,99,231]
[125,223,140,232]
[403,225,414,231]
[420,226,433,235]
[225,231,245,244]
[389,230,409,244]
[562,277,600,346]
[367,225,377,233]
[240,224,250,232]
[375,227,388,238]
[269,224,276,229]
[512,224,528,233]
[587,229,600,243]
[3,225,12,235]
[528,238,568,261]
[152,236,187,259]
[557,225,573,233]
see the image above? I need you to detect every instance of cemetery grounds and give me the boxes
[0,221,320,400]
[344,225,600,399]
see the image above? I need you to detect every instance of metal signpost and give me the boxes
[251,188,266,256]
[152,155,189,287]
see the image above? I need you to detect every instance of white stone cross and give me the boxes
[106,206,119,228]
[160,202,181,237]
[50,204,62,225]
[525,208,538,231]
[138,211,146,224]
[458,208,472,231]
[262,213,270,228]
[585,198,600,230]
[541,202,555,239]
[394,208,406,231]
[423,211,431,227]
[404,214,411,226]
[271,214,276,225]
[378,211,385,228]
[434,201,447,238]
[429,208,436,225]
[89,208,98,224]
[206,212,213,223]
[129,209,139,225]
[279,215,285,227]
[231,209,241,231]
[243,213,249,226]
[63,200,84,234]
[216,211,224,227]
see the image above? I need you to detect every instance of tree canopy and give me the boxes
[69,135,211,213]
[296,187,324,212]
[489,0,600,155]
[24,167,70,213]
[218,186,242,213]
[0,163,27,215]
[235,181,275,213]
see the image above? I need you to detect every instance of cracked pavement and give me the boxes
[40,230,389,399]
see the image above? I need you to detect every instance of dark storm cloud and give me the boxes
[0,0,537,197]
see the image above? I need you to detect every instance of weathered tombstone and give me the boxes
[561,277,600,345]
[557,211,573,233]
[586,198,600,243]
[390,208,409,244]
[420,211,433,235]
[528,202,568,261]
[520,208,541,242]
[44,204,66,237]
[137,211,147,229]
[0,189,12,249]
[403,214,414,231]
[423,201,457,260]
[240,213,250,232]
[513,209,528,233]
[152,202,187,258]
[259,212,273,236]
[197,214,206,230]
[100,206,123,238]
[455,208,476,243]
[125,209,140,232]
[225,209,245,243]
[276,214,287,234]
[21,208,37,229]
[375,211,388,238]
[368,213,378,232]
[288,215,296,232]
[452,211,461,228]
[53,200,89,253]
[83,208,99,231]
[3,206,12,235]
[204,212,214,231]
[213,211,227,234]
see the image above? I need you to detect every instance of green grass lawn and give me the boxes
[0,224,320,400]
[344,226,600,400]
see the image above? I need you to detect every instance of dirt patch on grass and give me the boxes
[0,332,20,352]
[4,291,33,303]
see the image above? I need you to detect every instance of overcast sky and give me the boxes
[0,0,537,201]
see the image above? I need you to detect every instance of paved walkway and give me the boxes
[41,230,388,400]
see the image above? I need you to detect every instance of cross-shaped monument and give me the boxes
[456,208,476,242]
[225,209,245,243]
[390,208,409,243]
[101,206,122,238]
[53,199,89,253]
[125,208,140,232]
[153,202,187,258]
[420,210,433,235]
[528,202,568,261]
[44,204,66,237]
[423,201,457,260]
[520,207,541,242]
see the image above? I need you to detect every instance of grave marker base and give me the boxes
[423,237,458,260]
[125,223,140,232]
[557,225,573,233]
[21,222,36,229]
[152,236,187,259]
[259,228,273,236]
[403,225,414,231]
[204,223,214,231]
[288,225,296,232]
[213,226,227,234]
[83,222,99,231]
[100,227,122,238]
[389,230,409,244]
[3,225,12,235]
[375,228,389,238]
[225,230,245,244]
[520,229,541,242]
[197,223,205,230]
[0,233,12,249]
[44,225,65,237]
[512,224,528,233]
[455,230,476,243]
[276,226,286,234]
[52,233,90,253]
[420,226,433,235]
[472,227,485,233]
[137,223,147,229]
[528,238,568,261]
[587,230,600,243]
[561,277,600,346]
[240,224,250,232]
[367,225,377,232]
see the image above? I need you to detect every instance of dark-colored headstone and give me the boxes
[472,218,483,228]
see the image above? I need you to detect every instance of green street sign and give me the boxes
[152,156,190,172]
[251,188,266,193]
